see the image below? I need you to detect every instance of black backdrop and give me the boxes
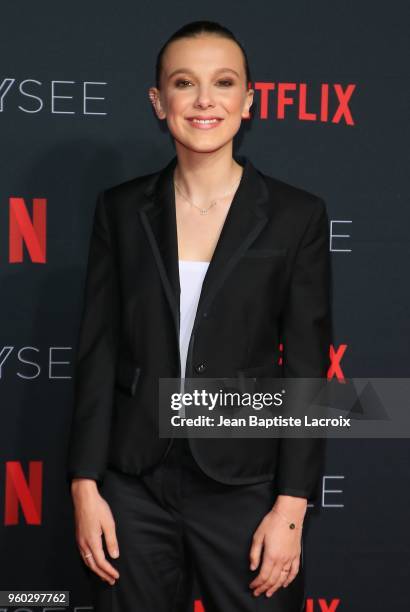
[1,1,409,610]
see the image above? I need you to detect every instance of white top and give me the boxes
[178,260,210,383]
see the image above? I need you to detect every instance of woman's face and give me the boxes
[149,35,254,154]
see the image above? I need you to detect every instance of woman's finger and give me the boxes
[249,531,263,571]
[80,548,115,584]
[252,558,283,596]
[265,564,292,597]
[282,556,300,588]
[101,515,120,559]
[89,533,120,580]
[249,546,275,593]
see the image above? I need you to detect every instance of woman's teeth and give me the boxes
[193,119,218,123]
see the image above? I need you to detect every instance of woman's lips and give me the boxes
[186,118,224,130]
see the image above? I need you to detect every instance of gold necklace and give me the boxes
[174,174,242,215]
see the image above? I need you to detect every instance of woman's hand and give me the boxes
[248,496,307,598]
[71,479,120,586]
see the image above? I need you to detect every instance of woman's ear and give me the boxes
[242,89,254,119]
[148,87,166,119]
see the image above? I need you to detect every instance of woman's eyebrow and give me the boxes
[167,67,240,79]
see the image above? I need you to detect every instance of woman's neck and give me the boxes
[173,151,244,207]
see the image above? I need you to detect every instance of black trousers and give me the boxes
[90,438,306,611]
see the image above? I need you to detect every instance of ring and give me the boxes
[83,552,93,559]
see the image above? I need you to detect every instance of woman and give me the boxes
[67,20,332,611]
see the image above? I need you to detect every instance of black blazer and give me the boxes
[66,154,332,503]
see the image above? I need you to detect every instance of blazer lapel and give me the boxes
[139,153,270,341]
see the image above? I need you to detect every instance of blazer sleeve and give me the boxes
[276,197,332,503]
[66,190,119,485]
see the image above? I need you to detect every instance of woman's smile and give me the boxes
[185,116,224,130]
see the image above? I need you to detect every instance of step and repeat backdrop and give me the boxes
[1,1,409,610]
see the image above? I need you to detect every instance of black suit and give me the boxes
[66,154,332,504]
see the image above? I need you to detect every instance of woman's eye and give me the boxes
[174,79,234,88]
[175,79,192,88]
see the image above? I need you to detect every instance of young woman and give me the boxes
[67,20,332,611]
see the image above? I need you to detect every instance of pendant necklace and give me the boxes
[174,173,242,216]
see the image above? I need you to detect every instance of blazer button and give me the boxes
[195,362,206,373]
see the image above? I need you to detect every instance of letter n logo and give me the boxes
[4,461,43,525]
[9,197,47,263]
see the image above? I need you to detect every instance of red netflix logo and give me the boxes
[249,82,356,125]
[4,461,43,525]
[9,197,47,263]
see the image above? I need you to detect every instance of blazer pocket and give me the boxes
[115,355,141,396]
[242,247,288,259]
